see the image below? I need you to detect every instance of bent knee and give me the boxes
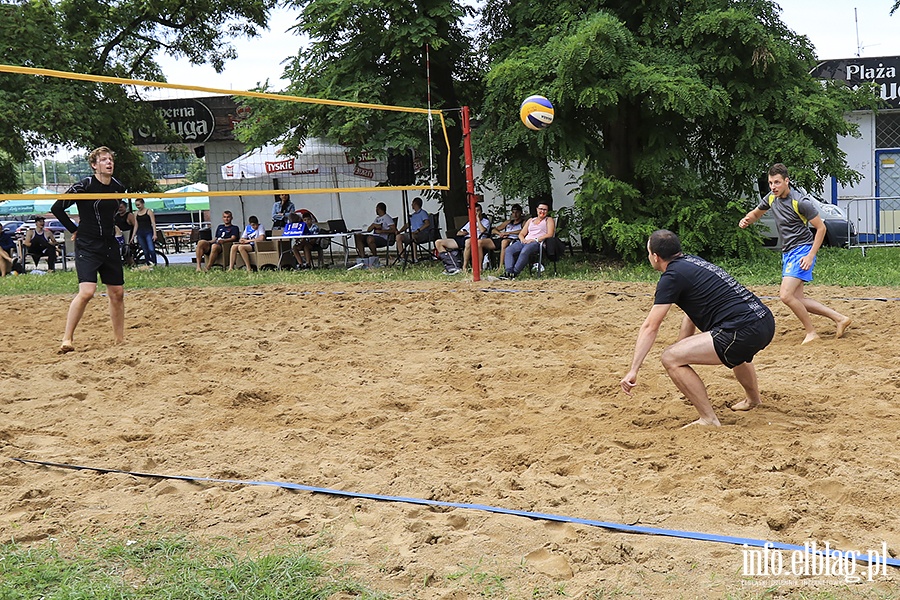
[659,347,686,370]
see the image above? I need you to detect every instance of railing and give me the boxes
[839,196,900,254]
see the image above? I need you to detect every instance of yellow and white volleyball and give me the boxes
[519,95,554,130]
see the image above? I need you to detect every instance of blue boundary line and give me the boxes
[270,289,900,301]
[11,457,899,569]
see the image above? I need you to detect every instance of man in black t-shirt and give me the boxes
[51,146,127,353]
[620,230,775,427]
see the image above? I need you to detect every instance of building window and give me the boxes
[875,111,900,149]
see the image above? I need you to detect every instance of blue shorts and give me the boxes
[782,244,815,282]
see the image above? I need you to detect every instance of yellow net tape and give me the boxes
[0,64,451,201]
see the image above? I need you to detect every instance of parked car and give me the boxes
[757,195,858,249]
[14,218,68,240]
[1,220,24,235]
[44,219,68,235]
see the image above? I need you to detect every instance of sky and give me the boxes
[154,2,900,92]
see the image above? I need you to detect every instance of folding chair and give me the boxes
[414,213,441,260]
[535,237,566,277]
[381,217,398,265]
[396,213,440,265]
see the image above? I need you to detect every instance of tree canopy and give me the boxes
[233,0,480,220]
[0,0,276,192]
[476,0,882,259]
[2,0,892,260]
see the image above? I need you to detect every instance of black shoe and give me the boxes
[499,271,516,280]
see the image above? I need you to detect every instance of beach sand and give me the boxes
[2,279,898,597]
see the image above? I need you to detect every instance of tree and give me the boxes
[233,0,479,222]
[186,157,208,184]
[477,0,881,259]
[0,0,276,193]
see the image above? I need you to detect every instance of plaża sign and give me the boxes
[812,56,900,108]
[133,98,216,144]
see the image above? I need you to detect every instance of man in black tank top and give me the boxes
[115,201,135,241]
[620,230,775,427]
[51,146,127,353]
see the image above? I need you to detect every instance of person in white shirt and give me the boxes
[354,202,396,259]
[228,215,266,272]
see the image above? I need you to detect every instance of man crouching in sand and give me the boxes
[620,230,776,427]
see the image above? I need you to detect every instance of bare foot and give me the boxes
[730,399,759,411]
[835,316,852,339]
[58,342,75,354]
[801,332,820,345]
[681,417,721,428]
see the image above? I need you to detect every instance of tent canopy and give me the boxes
[143,183,209,214]
[0,186,75,215]
[220,139,388,183]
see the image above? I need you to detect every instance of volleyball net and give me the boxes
[0,64,451,206]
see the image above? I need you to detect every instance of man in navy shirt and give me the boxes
[51,146,127,353]
[195,211,240,272]
[620,230,775,427]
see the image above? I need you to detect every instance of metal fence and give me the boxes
[839,196,900,254]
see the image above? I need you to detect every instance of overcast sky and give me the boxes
[154,2,900,92]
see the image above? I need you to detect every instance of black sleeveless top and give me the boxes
[115,211,133,232]
[135,211,152,232]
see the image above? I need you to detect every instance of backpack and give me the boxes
[439,249,461,271]
[766,193,808,225]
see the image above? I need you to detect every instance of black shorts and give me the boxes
[710,311,775,368]
[74,237,124,286]
[369,235,388,248]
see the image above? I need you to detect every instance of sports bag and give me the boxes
[439,249,461,271]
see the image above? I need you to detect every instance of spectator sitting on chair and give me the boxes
[492,203,525,269]
[395,196,431,262]
[195,211,240,272]
[435,203,491,273]
[272,193,295,228]
[23,216,59,271]
[292,212,321,269]
[354,202,395,258]
[501,202,555,279]
[0,228,15,276]
[228,215,266,272]
[114,200,136,244]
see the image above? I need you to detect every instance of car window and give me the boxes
[813,200,845,218]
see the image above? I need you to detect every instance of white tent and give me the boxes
[220,139,389,220]
[220,139,387,183]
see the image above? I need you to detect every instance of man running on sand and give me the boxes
[620,230,776,427]
[739,163,851,344]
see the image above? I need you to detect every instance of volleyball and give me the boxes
[520,95,554,130]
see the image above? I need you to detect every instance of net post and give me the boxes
[462,106,480,281]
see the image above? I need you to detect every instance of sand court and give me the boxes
[2,280,898,597]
